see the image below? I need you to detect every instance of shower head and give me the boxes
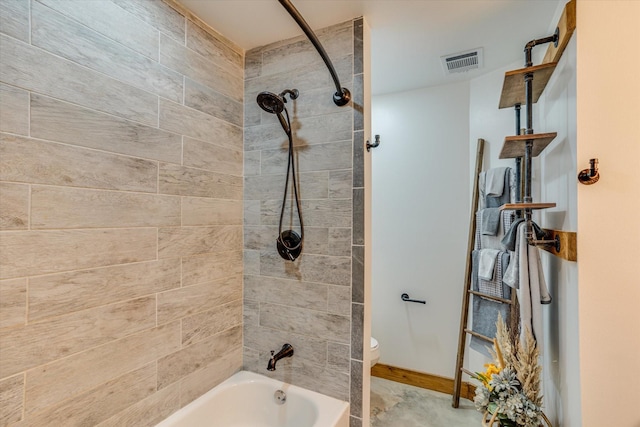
[256,89,299,114]
[256,89,299,135]
[257,91,284,114]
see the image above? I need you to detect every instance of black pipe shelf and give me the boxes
[500,202,557,211]
[453,1,578,409]
[499,62,558,109]
[499,132,557,159]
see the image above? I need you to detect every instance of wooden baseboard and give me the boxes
[371,363,476,401]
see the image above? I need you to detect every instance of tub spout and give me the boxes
[267,343,294,371]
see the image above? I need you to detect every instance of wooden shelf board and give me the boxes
[499,132,557,159]
[500,202,556,210]
[498,62,558,109]
[543,0,576,64]
[539,228,577,262]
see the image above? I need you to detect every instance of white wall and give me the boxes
[576,2,640,425]
[371,81,470,377]
[469,59,524,173]
[468,21,580,427]
[537,35,581,426]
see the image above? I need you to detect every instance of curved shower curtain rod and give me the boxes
[277,0,351,106]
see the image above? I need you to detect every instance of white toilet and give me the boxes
[370,337,380,367]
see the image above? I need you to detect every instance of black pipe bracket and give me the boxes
[366,135,380,152]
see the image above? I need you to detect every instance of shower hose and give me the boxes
[277,107,304,257]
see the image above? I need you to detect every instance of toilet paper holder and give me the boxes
[401,293,426,304]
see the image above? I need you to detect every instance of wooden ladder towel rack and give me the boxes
[451,139,519,408]
[451,138,483,408]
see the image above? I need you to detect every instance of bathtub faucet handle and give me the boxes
[267,343,294,371]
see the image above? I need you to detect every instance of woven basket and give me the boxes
[481,410,553,427]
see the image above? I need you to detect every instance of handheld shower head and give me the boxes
[256,89,299,135]
[257,91,284,114]
[256,89,299,114]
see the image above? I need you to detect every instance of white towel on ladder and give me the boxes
[485,167,508,197]
[478,249,500,280]
[503,222,552,348]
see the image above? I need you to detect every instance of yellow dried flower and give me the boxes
[480,363,501,390]
[484,363,501,379]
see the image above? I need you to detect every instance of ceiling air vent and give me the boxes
[441,48,483,74]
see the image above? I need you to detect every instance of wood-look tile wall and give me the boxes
[0,1,244,425]
[243,18,366,427]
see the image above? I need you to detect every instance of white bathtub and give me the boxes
[155,370,350,427]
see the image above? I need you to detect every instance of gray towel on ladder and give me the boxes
[481,208,502,236]
[475,210,515,251]
[485,167,508,197]
[501,218,546,252]
[470,250,512,357]
[484,167,512,208]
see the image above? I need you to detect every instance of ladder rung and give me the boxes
[461,368,475,377]
[468,290,513,304]
[464,329,493,343]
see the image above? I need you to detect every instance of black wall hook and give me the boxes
[366,134,380,152]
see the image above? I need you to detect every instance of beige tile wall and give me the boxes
[0,1,244,425]
[243,17,366,427]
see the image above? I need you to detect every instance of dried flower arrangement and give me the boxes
[472,314,552,427]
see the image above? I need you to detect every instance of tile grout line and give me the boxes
[28,0,32,45]
[25,276,30,326]
[21,371,26,424]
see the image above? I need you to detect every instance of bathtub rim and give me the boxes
[154,369,350,427]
